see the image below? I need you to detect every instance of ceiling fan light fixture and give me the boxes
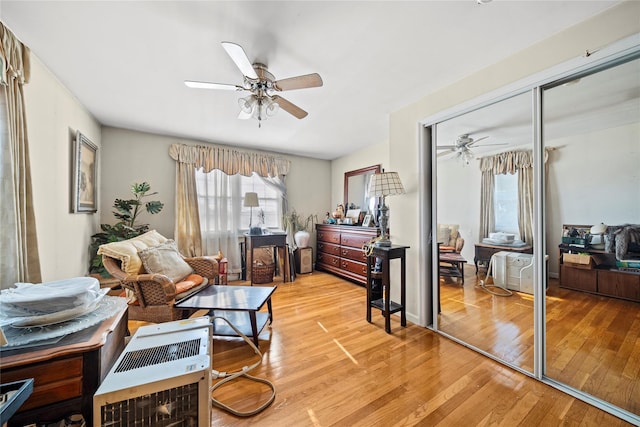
[265,99,279,117]
[238,95,257,114]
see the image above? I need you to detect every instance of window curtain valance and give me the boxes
[479,149,549,175]
[169,143,291,178]
[0,22,30,86]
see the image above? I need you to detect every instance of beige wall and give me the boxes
[388,1,640,326]
[23,55,101,282]
[100,127,331,249]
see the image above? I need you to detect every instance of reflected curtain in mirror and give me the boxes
[478,150,550,245]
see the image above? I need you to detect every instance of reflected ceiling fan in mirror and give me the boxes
[437,133,506,166]
[185,42,323,127]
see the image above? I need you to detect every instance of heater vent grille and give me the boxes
[115,339,201,372]
[99,382,199,426]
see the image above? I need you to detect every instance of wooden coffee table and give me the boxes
[175,285,276,346]
[439,252,467,285]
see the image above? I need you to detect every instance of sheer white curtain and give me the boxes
[196,169,243,273]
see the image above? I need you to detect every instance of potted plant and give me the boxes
[89,182,164,275]
[283,209,317,248]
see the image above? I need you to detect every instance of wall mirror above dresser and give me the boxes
[344,164,381,213]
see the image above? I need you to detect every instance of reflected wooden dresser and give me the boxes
[316,224,379,285]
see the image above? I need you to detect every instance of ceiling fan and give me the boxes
[185,42,323,126]
[437,133,505,165]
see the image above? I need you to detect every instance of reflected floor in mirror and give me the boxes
[177,271,633,426]
[439,266,640,416]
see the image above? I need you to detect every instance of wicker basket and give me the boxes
[252,263,275,284]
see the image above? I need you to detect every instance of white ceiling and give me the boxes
[0,1,621,160]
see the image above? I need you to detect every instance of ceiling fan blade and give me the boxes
[437,145,457,150]
[272,95,308,119]
[477,142,508,147]
[437,150,455,158]
[184,80,244,91]
[467,136,489,147]
[275,73,323,91]
[221,41,259,80]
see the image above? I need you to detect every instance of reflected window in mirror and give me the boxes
[344,164,381,213]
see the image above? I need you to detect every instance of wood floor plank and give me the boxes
[142,270,635,426]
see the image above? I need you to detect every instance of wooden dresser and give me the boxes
[0,304,128,426]
[316,224,379,285]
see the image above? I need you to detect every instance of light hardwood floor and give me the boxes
[439,266,640,417]
[165,271,635,426]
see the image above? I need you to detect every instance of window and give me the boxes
[195,170,281,232]
[240,173,281,229]
[493,172,519,238]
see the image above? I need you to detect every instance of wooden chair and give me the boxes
[102,254,218,323]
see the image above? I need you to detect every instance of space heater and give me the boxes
[490,251,535,294]
[93,317,212,427]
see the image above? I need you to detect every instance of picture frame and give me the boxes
[362,214,372,227]
[72,131,98,213]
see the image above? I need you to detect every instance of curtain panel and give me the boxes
[169,143,291,257]
[0,22,41,286]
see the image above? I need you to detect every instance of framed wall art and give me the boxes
[72,131,98,213]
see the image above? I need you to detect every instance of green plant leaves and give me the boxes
[88,182,164,275]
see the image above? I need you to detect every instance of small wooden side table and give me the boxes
[366,244,409,333]
[244,232,289,285]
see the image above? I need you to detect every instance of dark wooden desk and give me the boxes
[366,245,409,333]
[244,232,289,285]
[175,285,276,346]
[474,242,533,273]
[0,304,128,427]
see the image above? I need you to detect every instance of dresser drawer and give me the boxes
[341,246,367,263]
[340,258,368,277]
[2,356,83,410]
[317,241,340,256]
[341,233,375,249]
[317,229,340,244]
[317,252,340,268]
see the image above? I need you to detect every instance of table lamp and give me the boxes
[244,192,262,235]
[368,171,405,247]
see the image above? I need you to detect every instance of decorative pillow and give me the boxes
[138,240,193,283]
[97,230,168,275]
[438,224,460,247]
[437,226,451,245]
[175,274,205,294]
[175,277,208,301]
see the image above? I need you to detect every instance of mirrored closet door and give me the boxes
[435,91,536,374]
[542,56,640,415]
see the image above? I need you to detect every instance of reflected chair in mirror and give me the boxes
[438,224,467,285]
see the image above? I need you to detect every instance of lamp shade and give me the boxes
[368,172,405,197]
[243,192,259,207]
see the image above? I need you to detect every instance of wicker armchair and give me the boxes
[102,254,218,323]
